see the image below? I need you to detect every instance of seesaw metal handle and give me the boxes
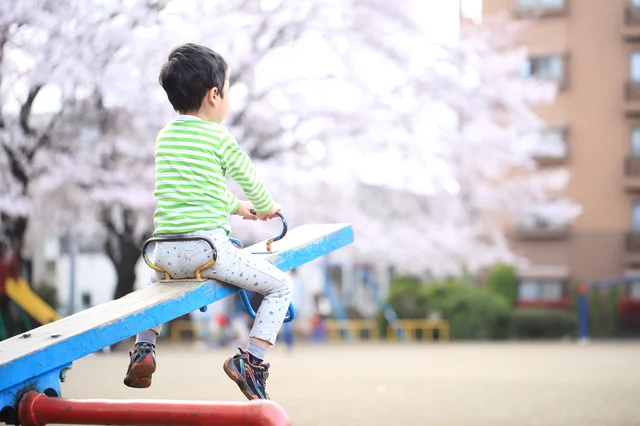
[230,221,295,322]
[249,210,288,253]
[238,288,296,323]
[229,237,243,249]
[142,236,218,281]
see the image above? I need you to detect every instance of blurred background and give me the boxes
[1,1,640,425]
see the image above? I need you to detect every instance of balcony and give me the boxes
[521,55,570,92]
[514,0,568,18]
[515,222,571,241]
[623,156,640,191]
[533,128,569,166]
[624,5,640,41]
[624,82,640,115]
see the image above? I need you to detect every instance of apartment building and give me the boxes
[481,0,640,305]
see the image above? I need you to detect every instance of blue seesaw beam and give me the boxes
[0,223,354,417]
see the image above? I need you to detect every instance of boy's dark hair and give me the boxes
[159,43,228,113]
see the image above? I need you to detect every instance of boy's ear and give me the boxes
[207,87,220,105]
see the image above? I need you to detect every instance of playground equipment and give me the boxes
[233,212,294,323]
[577,275,639,342]
[144,211,296,323]
[320,261,405,341]
[16,391,289,426]
[322,258,352,341]
[323,319,449,342]
[0,219,354,425]
[358,266,404,341]
[5,278,60,326]
[0,258,40,341]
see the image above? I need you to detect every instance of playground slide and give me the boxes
[5,277,60,325]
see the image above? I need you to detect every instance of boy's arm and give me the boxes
[219,132,275,214]
[225,188,241,214]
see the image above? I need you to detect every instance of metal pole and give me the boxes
[578,284,590,343]
[67,232,76,316]
[18,392,291,426]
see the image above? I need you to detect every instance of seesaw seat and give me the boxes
[142,211,295,322]
[0,222,354,418]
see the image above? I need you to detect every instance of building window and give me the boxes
[521,55,566,83]
[631,128,640,157]
[631,52,640,82]
[630,282,640,299]
[517,215,568,230]
[516,0,565,8]
[539,128,568,158]
[518,279,564,301]
[633,202,640,231]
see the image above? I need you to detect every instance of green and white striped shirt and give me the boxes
[152,115,274,235]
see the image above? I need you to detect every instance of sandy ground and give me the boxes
[56,341,640,426]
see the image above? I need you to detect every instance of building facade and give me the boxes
[482,0,640,304]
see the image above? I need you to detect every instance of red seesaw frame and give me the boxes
[17,391,290,426]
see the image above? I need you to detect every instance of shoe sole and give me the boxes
[123,354,156,388]
[223,358,261,401]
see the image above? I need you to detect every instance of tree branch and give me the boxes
[0,26,8,129]
[2,145,28,189]
[19,85,43,136]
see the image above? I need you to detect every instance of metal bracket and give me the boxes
[0,363,71,425]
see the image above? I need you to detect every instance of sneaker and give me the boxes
[223,348,270,400]
[123,342,156,388]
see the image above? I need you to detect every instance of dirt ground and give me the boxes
[57,341,640,426]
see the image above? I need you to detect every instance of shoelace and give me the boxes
[132,344,153,361]
[254,365,269,384]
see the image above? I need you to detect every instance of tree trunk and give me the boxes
[102,208,151,350]
[0,213,28,261]
[102,209,150,300]
[112,235,142,300]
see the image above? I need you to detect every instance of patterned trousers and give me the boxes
[145,227,294,344]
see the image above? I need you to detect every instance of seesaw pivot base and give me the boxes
[0,363,71,425]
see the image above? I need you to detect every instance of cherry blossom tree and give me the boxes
[0,0,581,306]
[0,0,166,307]
[226,12,582,277]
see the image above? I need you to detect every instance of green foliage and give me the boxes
[485,263,518,308]
[423,283,511,340]
[377,275,427,338]
[589,289,604,337]
[510,308,577,339]
[605,286,620,336]
[386,275,429,319]
[378,275,512,340]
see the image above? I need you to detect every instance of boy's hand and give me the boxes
[235,201,258,221]
[252,203,282,221]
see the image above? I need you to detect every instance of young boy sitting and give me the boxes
[123,43,294,401]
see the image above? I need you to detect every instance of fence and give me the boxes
[323,319,450,342]
[167,318,450,343]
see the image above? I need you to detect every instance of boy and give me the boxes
[123,43,294,401]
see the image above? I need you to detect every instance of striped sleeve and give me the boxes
[226,188,241,214]
[219,131,274,214]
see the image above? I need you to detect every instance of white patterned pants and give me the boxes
[145,227,294,344]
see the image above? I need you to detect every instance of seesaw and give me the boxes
[0,218,354,426]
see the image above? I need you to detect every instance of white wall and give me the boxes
[55,253,151,314]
